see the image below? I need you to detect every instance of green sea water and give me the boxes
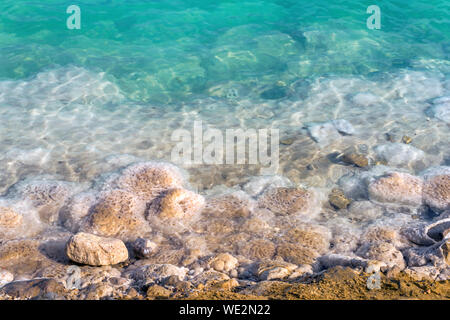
[1,0,449,104]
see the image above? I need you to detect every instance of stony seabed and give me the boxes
[0,153,448,299]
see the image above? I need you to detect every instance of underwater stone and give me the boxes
[115,162,185,198]
[307,122,341,145]
[373,143,425,167]
[342,153,369,168]
[331,119,356,135]
[203,192,252,218]
[254,261,298,281]
[368,172,423,206]
[0,207,22,228]
[82,189,148,240]
[257,187,314,216]
[238,239,276,260]
[282,225,331,253]
[423,174,450,212]
[276,242,319,265]
[65,232,129,266]
[146,188,205,219]
[328,188,351,209]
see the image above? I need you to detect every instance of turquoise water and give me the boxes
[1,0,449,103]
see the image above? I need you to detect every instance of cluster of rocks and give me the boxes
[0,157,448,300]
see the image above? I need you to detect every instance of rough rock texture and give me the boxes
[276,242,319,265]
[0,278,68,299]
[356,242,406,270]
[81,189,148,240]
[65,232,128,266]
[203,192,252,219]
[281,225,331,253]
[373,143,425,167]
[209,253,238,272]
[114,162,184,198]
[258,187,315,216]
[146,188,204,219]
[368,172,423,206]
[0,207,22,228]
[342,153,368,168]
[238,239,276,260]
[423,174,450,212]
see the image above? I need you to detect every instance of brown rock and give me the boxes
[276,243,319,265]
[258,187,314,215]
[146,188,204,219]
[146,284,172,299]
[82,189,148,240]
[328,188,351,209]
[342,153,369,167]
[423,174,450,211]
[368,172,423,206]
[65,232,128,266]
[0,278,67,299]
[0,207,22,228]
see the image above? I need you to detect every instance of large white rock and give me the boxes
[373,143,425,167]
[65,232,128,266]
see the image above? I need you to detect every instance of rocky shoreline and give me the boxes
[0,157,448,300]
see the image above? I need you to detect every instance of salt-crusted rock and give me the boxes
[190,269,230,286]
[0,269,14,287]
[402,218,450,246]
[65,232,128,266]
[238,239,276,260]
[307,122,341,145]
[81,189,149,240]
[0,278,68,299]
[58,192,96,233]
[356,242,405,270]
[318,254,386,273]
[281,225,331,253]
[276,242,320,265]
[368,172,423,206]
[351,92,379,107]
[331,119,356,135]
[423,174,450,212]
[10,179,84,224]
[146,188,204,219]
[203,192,253,219]
[114,162,185,198]
[373,143,425,167]
[209,253,238,273]
[0,207,22,228]
[257,187,315,216]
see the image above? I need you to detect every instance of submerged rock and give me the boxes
[146,188,204,219]
[423,174,450,212]
[331,119,356,135]
[307,122,341,145]
[81,189,149,240]
[257,187,315,216]
[0,207,22,228]
[342,153,368,168]
[368,172,423,206]
[373,143,425,167]
[65,232,128,266]
[276,242,319,265]
[203,192,253,218]
[328,188,351,209]
[114,162,185,198]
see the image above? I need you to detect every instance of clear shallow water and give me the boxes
[0,1,449,284]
